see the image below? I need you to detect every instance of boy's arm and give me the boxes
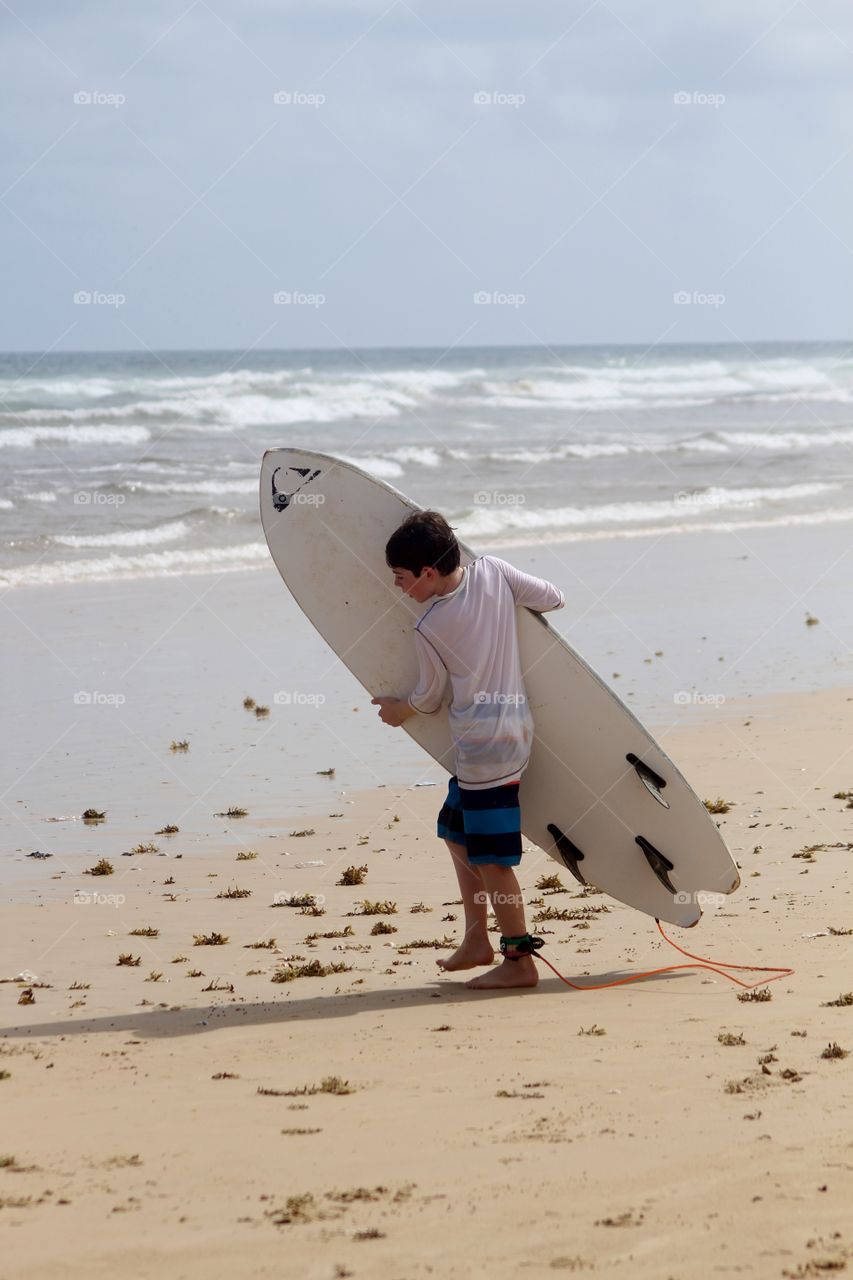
[406,629,448,713]
[372,629,448,726]
[493,557,564,612]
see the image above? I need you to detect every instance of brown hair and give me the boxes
[385,510,460,576]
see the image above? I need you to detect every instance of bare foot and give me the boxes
[465,956,539,990]
[436,936,495,972]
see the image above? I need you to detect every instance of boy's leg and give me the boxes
[435,840,494,971]
[456,779,538,990]
[435,777,494,971]
[465,863,538,989]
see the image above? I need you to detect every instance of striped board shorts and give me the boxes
[436,775,522,867]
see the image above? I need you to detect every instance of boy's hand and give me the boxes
[371,696,415,727]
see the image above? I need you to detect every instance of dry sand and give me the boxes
[2,683,853,1279]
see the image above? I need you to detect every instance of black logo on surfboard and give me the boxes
[271,466,322,512]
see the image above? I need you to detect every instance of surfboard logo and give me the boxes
[271,466,322,512]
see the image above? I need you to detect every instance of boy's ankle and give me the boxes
[499,933,544,961]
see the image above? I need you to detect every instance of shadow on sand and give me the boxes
[1,966,691,1043]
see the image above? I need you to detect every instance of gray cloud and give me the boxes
[1,0,850,351]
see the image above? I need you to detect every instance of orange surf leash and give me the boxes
[531,919,793,992]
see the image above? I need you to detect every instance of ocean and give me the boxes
[1,340,851,588]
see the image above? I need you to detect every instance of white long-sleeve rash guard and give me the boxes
[407,555,565,789]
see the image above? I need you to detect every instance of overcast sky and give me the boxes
[1,1,851,353]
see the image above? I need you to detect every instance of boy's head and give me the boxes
[386,510,461,602]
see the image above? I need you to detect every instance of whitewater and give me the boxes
[1,340,851,587]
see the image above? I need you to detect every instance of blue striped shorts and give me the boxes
[436,775,522,867]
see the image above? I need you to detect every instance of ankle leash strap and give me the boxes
[499,933,545,960]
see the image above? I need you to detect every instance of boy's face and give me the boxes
[391,565,437,604]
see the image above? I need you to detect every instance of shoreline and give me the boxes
[3,517,852,898]
[4,501,853,590]
[4,677,846,905]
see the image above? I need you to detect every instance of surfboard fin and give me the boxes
[626,753,670,809]
[547,823,587,886]
[635,835,677,894]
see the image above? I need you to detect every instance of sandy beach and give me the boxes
[3,543,853,1277]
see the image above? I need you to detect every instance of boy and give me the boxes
[372,510,565,991]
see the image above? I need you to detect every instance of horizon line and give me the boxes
[1,336,850,359]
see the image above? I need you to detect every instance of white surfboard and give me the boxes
[260,449,740,928]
